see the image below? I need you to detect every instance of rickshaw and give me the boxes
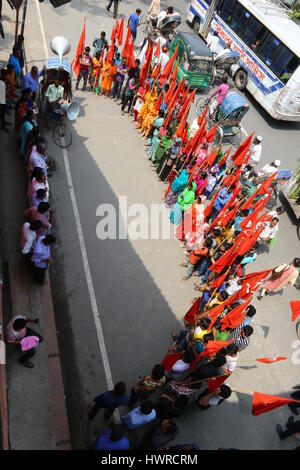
[170,31,213,90]
[37,36,79,148]
[196,91,249,147]
[140,11,181,43]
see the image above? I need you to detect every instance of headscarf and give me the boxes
[171,169,188,193]
[178,182,197,211]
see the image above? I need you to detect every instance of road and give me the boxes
[21,0,300,449]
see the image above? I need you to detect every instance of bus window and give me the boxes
[272,47,299,83]
[218,0,236,22]
[256,32,280,66]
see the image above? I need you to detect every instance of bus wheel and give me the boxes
[193,17,200,33]
[234,69,248,90]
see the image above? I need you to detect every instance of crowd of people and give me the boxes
[67,14,300,450]
[1,1,300,450]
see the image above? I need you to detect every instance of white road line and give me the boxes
[35,1,118,415]
[241,125,248,137]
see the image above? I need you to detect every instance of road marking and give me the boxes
[35,0,118,416]
[241,125,248,137]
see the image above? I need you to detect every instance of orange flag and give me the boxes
[252,391,300,416]
[159,44,178,86]
[161,352,181,372]
[122,24,132,58]
[237,268,272,299]
[155,90,163,111]
[152,62,161,81]
[208,375,228,392]
[211,268,230,290]
[256,357,286,364]
[290,300,300,322]
[118,18,124,45]
[205,123,218,144]
[184,297,201,325]
[106,29,115,64]
[176,116,187,138]
[73,19,86,77]
[257,172,278,196]
[181,84,190,104]
[171,59,179,82]
[155,38,161,58]
[127,40,136,68]
[164,80,176,106]
[231,132,254,166]
[220,295,253,331]
[189,340,233,370]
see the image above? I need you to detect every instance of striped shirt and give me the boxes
[6,315,27,343]
[170,381,194,396]
[229,324,250,350]
[141,375,166,391]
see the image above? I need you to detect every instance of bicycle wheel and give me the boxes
[53,122,72,148]
[195,97,208,115]
[140,15,149,33]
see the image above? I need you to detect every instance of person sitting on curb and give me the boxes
[6,315,43,368]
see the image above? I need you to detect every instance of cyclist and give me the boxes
[208,76,229,118]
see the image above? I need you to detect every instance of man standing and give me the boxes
[13,34,24,85]
[106,0,120,19]
[31,234,56,284]
[23,66,43,100]
[92,31,108,56]
[249,135,263,166]
[128,8,141,42]
[76,46,92,91]
[207,31,219,56]
[157,45,169,73]
[9,47,22,82]
[6,315,43,368]
[88,381,128,420]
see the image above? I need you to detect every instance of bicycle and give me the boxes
[53,109,72,148]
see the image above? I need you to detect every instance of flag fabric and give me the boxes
[257,172,278,196]
[161,352,181,371]
[219,206,238,228]
[237,269,272,298]
[290,300,300,322]
[128,40,136,68]
[190,340,233,370]
[152,62,161,81]
[231,133,254,166]
[220,295,253,330]
[206,123,218,144]
[240,189,259,211]
[209,241,241,274]
[183,297,201,325]
[139,43,153,84]
[177,89,196,120]
[171,59,179,82]
[106,29,115,64]
[204,146,221,169]
[164,80,176,106]
[118,17,124,45]
[208,375,228,392]
[252,190,272,213]
[204,188,221,220]
[181,84,190,104]
[73,20,86,77]
[155,38,160,58]
[155,90,163,111]
[208,292,239,329]
[211,268,230,289]
[252,391,300,416]
[159,44,178,86]
[218,146,232,166]
[256,357,287,364]
[176,116,187,138]
[122,24,132,58]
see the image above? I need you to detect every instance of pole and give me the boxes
[14,7,19,42]
[20,0,28,36]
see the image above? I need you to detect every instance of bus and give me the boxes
[187,0,300,121]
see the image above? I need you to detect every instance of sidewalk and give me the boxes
[0,1,68,450]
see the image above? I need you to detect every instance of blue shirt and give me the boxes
[121,406,156,430]
[24,71,42,93]
[31,236,50,268]
[9,54,21,77]
[95,390,128,409]
[93,428,130,451]
[129,13,140,32]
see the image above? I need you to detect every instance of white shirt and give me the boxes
[259,163,278,176]
[259,222,278,240]
[155,36,167,56]
[215,48,231,63]
[225,278,242,296]
[189,118,200,138]
[157,11,167,28]
[158,52,169,72]
[0,80,6,105]
[207,35,219,54]
[21,222,36,254]
[224,353,239,373]
[29,148,48,173]
[250,143,262,163]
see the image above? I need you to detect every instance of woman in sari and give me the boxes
[176,194,206,243]
[141,98,158,137]
[147,109,164,151]
[165,168,189,208]
[15,88,33,133]
[258,259,300,300]
[89,51,103,91]
[133,84,145,121]
[20,110,36,157]
[137,89,152,129]
[170,181,197,225]
[100,59,117,97]
[153,129,172,172]
[159,137,181,182]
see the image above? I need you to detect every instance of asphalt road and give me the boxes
[21,0,300,450]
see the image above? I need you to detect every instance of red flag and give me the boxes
[140,44,153,84]
[176,116,187,138]
[171,59,179,82]
[231,133,254,166]
[204,188,221,220]
[256,357,286,364]
[204,146,221,169]
[155,38,161,58]
[177,89,196,120]
[252,190,272,213]
[106,29,115,64]
[208,292,239,329]
[240,188,259,211]
[190,340,233,370]
[290,300,300,322]
[208,375,228,392]
[220,295,253,331]
[159,44,179,86]
[209,241,241,274]
[182,126,189,145]
[223,168,242,189]
[237,269,272,299]
[205,123,218,144]
[155,90,163,111]
[152,62,161,81]
[184,297,201,325]
[181,84,190,104]
[257,172,277,196]
[211,268,230,289]
[73,20,86,77]
[218,146,232,166]
[219,206,238,228]
[252,391,300,416]
[122,24,132,58]
[164,80,176,106]
[128,40,136,68]
[118,18,124,45]
[161,353,181,372]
